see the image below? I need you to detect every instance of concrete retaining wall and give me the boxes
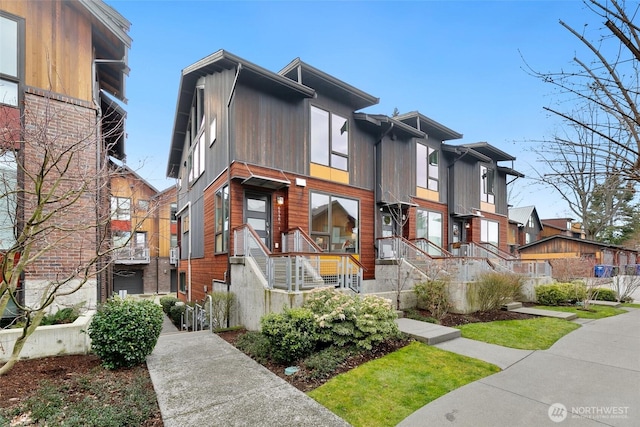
[0,310,94,362]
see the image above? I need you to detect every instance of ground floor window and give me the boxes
[480,219,499,247]
[179,271,186,293]
[215,185,229,253]
[416,209,442,255]
[310,192,358,253]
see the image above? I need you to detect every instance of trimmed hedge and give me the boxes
[260,307,318,364]
[88,298,163,369]
[535,282,587,306]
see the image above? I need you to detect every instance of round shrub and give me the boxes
[260,307,318,364]
[303,287,399,350]
[593,288,617,301]
[159,295,179,314]
[88,298,163,369]
[169,303,186,327]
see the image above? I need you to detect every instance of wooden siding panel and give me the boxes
[377,136,413,204]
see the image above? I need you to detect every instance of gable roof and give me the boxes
[509,206,540,227]
[460,142,515,161]
[518,234,626,252]
[353,113,426,139]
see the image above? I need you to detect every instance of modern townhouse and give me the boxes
[0,0,131,315]
[166,50,531,328]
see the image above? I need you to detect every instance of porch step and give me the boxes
[502,302,523,310]
[509,307,577,320]
[586,300,621,308]
[396,318,461,345]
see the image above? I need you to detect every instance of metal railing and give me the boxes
[281,227,322,253]
[235,224,362,293]
[113,246,150,264]
[377,237,550,281]
[412,238,452,257]
[181,299,209,331]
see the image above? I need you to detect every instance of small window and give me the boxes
[137,199,149,211]
[481,166,495,204]
[209,116,217,146]
[182,214,190,234]
[111,197,131,220]
[179,271,186,293]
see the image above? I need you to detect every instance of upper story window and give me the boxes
[215,185,229,253]
[187,87,206,184]
[310,106,349,171]
[170,203,177,223]
[0,151,17,250]
[0,13,22,107]
[417,144,439,191]
[481,165,495,204]
[111,197,131,221]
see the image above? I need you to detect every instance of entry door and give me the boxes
[245,193,271,248]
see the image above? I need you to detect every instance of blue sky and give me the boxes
[106,0,602,218]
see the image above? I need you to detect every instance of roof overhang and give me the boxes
[394,111,463,141]
[240,175,290,190]
[101,91,126,161]
[461,142,515,161]
[280,58,379,110]
[442,144,492,163]
[353,113,425,139]
[498,166,525,178]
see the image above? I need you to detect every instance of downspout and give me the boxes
[188,202,192,301]
[225,64,242,290]
[91,59,104,305]
[374,122,394,254]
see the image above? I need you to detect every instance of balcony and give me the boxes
[169,247,179,265]
[113,246,150,264]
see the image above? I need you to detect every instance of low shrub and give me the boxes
[592,288,617,302]
[88,298,163,369]
[169,303,186,327]
[260,307,318,364]
[159,295,179,314]
[473,272,524,311]
[208,291,236,330]
[303,287,399,350]
[302,346,355,379]
[235,331,272,364]
[535,282,587,306]
[414,279,451,321]
[40,306,80,326]
[403,308,437,324]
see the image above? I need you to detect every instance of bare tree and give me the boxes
[0,91,149,375]
[525,0,640,232]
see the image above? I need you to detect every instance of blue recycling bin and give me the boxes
[594,265,605,277]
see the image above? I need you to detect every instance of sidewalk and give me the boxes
[397,308,640,426]
[146,320,349,427]
[148,309,639,426]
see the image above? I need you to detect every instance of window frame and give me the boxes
[215,185,229,253]
[480,219,499,247]
[310,192,359,253]
[111,197,131,221]
[310,105,349,171]
[415,208,443,255]
[416,143,439,191]
[481,165,495,204]
[0,11,24,108]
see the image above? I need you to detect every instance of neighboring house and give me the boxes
[508,205,544,252]
[166,50,526,325]
[0,0,131,312]
[541,217,585,239]
[518,234,639,274]
[110,166,177,295]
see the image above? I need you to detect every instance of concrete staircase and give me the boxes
[396,318,461,345]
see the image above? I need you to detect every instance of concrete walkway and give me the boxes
[148,309,639,426]
[397,308,640,426]
[146,317,349,427]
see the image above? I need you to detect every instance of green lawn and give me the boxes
[456,317,580,350]
[308,341,499,427]
[622,303,640,308]
[535,304,627,319]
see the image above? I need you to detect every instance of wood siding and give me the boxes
[1,1,95,102]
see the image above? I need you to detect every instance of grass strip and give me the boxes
[457,317,580,350]
[308,341,499,427]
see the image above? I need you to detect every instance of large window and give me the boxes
[0,13,21,107]
[215,185,229,253]
[480,219,499,247]
[416,209,442,255]
[416,144,439,191]
[310,193,358,253]
[0,152,17,250]
[481,166,495,204]
[111,197,131,220]
[310,106,349,171]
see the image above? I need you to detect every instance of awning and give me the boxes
[241,175,290,190]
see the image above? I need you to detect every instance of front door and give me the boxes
[244,193,271,248]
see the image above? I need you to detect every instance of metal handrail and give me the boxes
[281,227,323,253]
